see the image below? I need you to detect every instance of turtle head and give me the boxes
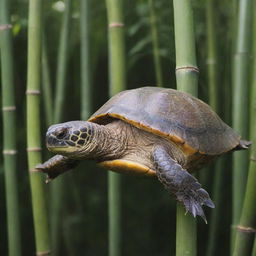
[46,121,95,158]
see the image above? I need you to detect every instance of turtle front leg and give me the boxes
[35,155,80,183]
[152,147,214,223]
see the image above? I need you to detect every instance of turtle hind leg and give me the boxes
[152,146,215,223]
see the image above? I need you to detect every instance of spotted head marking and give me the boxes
[46,121,95,158]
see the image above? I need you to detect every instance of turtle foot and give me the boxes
[35,155,80,183]
[176,187,215,223]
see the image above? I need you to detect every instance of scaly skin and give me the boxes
[36,120,217,221]
[152,146,215,222]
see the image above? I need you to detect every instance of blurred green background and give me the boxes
[0,0,254,255]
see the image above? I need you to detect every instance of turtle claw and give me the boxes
[179,187,215,223]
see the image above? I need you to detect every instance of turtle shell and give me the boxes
[88,87,240,155]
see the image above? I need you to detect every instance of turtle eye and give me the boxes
[56,128,68,139]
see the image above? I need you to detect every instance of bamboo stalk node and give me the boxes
[236,225,256,233]
[29,168,40,173]
[109,22,124,28]
[3,150,17,155]
[176,66,200,73]
[2,106,16,111]
[26,90,41,95]
[27,147,42,152]
[36,250,51,256]
[0,24,12,30]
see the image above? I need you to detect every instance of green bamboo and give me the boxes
[54,0,72,123]
[205,1,224,256]
[51,0,72,254]
[206,0,218,111]
[26,0,50,254]
[148,0,163,86]
[80,0,92,120]
[42,33,53,126]
[106,0,126,255]
[173,0,198,255]
[232,4,256,253]
[232,0,252,238]
[252,239,256,256]
[0,0,21,255]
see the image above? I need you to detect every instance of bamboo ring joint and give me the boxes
[176,66,200,73]
[236,225,256,233]
[3,150,17,155]
[250,156,256,162]
[29,168,40,173]
[36,251,51,256]
[109,22,124,28]
[0,24,12,30]
[27,147,42,152]
[26,90,41,95]
[2,106,16,111]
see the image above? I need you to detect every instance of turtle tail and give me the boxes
[235,140,252,151]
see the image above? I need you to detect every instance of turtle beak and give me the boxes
[46,135,68,148]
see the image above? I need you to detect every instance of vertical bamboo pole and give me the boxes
[172,0,198,255]
[232,0,252,238]
[80,0,92,120]
[148,0,163,86]
[252,240,256,256]
[51,0,72,254]
[26,0,50,254]
[42,34,53,126]
[232,3,256,254]
[205,1,223,256]
[106,0,126,255]
[0,0,21,255]
[54,0,72,123]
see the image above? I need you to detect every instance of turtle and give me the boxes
[36,87,251,222]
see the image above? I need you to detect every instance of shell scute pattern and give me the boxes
[89,87,240,155]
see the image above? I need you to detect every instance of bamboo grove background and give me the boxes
[0,0,255,255]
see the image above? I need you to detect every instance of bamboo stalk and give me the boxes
[232,3,256,253]
[80,0,92,120]
[205,1,224,256]
[26,0,50,254]
[172,0,198,255]
[231,0,252,239]
[252,239,256,256]
[54,0,72,123]
[42,33,53,126]
[50,0,72,254]
[106,0,126,255]
[0,0,22,255]
[148,0,163,86]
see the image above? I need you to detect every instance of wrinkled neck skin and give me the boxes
[68,121,127,161]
